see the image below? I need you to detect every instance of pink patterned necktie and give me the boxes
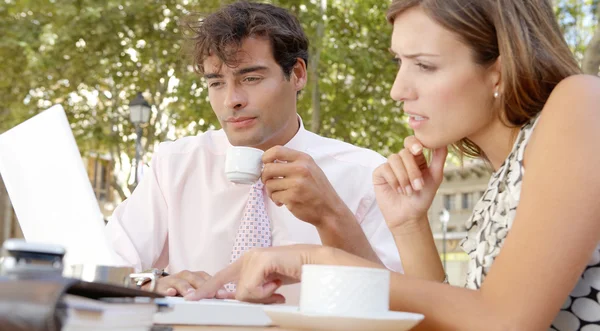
[226,182,272,291]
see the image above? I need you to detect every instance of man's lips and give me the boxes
[225,117,257,129]
[225,116,256,123]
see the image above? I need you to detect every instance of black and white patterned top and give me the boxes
[460,116,600,330]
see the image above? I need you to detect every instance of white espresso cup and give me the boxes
[299,264,390,316]
[225,146,264,184]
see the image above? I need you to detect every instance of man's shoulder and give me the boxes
[305,131,386,169]
[154,129,228,158]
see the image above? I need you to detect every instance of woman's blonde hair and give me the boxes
[387,0,581,158]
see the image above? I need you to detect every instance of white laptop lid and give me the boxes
[0,105,119,266]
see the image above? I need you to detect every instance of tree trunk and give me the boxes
[310,1,326,134]
[111,177,128,202]
[582,24,600,75]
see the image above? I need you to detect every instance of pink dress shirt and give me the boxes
[105,120,403,278]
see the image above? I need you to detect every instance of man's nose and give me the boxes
[224,84,248,110]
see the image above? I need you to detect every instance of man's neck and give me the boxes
[255,115,301,151]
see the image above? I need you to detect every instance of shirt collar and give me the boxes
[283,114,307,152]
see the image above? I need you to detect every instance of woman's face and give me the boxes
[390,6,500,149]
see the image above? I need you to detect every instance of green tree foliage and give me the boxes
[555,0,599,71]
[0,0,597,199]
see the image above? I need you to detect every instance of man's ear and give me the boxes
[291,58,307,91]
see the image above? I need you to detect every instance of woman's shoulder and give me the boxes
[524,74,599,169]
[531,74,600,143]
[544,74,600,117]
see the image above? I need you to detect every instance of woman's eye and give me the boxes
[416,63,434,71]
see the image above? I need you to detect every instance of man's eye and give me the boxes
[209,82,223,88]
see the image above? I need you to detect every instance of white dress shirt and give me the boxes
[105,119,402,277]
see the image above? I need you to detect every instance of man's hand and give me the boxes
[261,146,382,264]
[261,146,347,228]
[143,270,224,297]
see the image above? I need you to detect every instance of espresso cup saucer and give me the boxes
[262,305,424,331]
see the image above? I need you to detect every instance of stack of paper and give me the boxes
[60,295,157,331]
[153,297,272,326]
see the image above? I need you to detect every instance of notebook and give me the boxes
[0,105,120,267]
[61,295,157,331]
[153,297,271,326]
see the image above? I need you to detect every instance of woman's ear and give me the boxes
[490,56,502,92]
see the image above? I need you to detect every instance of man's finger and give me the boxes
[184,261,242,301]
[262,146,304,164]
[261,161,299,182]
[179,271,210,289]
[214,287,236,299]
[170,278,195,296]
[270,190,294,208]
[264,177,299,196]
[153,277,188,295]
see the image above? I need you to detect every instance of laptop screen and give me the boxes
[0,105,119,266]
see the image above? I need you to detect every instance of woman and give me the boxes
[187,0,600,329]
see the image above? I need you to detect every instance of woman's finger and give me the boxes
[399,149,425,191]
[387,153,411,196]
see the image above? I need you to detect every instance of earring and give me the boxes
[493,90,500,99]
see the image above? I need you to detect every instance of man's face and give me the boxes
[204,37,306,150]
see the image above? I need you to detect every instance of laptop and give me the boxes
[0,105,119,267]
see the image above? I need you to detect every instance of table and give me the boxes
[173,326,290,331]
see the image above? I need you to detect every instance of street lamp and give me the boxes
[439,208,450,271]
[129,92,151,186]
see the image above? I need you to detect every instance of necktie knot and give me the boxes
[253,181,264,190]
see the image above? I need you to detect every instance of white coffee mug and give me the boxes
[225,146,264,184]
[299,264,390,316]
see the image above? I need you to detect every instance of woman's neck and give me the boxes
[469,119,520,171]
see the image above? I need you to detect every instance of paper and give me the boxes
[0,105,119,266]
[153,297,273,326]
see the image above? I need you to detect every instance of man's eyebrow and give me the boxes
[204,65,268,79]
[234,65,269,75]
[204,72,223,79]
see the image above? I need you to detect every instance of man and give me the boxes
[105,1,401,299]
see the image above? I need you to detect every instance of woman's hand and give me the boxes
[184,244,379,304]
[373,136,448,230]
[184,245,327,303]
